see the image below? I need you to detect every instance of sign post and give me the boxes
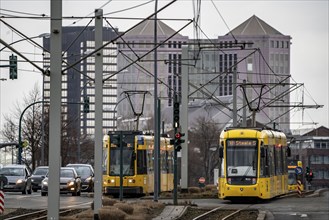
[198,177,205,188]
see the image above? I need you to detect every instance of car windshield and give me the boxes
[69,166,92,178]
[60,169,75,178]
[33,168,48,175]
[0,167,24,176]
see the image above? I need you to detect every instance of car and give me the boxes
[41,167,82,196]
[66,163,94,192]
[0,164,32,194]
[28,166,49,192]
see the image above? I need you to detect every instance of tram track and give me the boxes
[179,205,259,220]
[3,209,84,220]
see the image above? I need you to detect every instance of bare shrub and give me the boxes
[98,206,126,220]
[114,202,134,214]
[204,184,217,192]
[103,197,118,206]
[133,205,150,215]
[188,187,201,194]
[75,209,94,219]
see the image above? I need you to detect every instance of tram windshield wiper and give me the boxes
[241,161,253,181]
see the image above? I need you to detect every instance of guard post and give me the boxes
[0,175,8,215]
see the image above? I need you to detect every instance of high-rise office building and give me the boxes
[43,26,119,155]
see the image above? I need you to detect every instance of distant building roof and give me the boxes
[227,15,283,36]
[126,18,183,37]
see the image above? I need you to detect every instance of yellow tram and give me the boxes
[218,128,290,200]
[102,131,174,196]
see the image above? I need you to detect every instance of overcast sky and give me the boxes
[0,0,328,138]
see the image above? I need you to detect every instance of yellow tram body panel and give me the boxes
[102,132,174,195]
[218,128,289,200]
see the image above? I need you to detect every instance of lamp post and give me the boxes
[0,33,50,52]
[18,101,44,164]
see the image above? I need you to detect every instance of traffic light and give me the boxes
[9,54,17,79]
[305,166,313,183]
[308,171,313,183]
[173,101,180,128]
[174,132,185,151]
[83,96,90,113]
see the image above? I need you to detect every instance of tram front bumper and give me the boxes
[104,186,144,195]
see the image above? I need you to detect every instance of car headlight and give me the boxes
[85,176,92,182]
[16,179,24,184]
[31,179,35,182]
[68,181,75,186]
[42,180,48,185]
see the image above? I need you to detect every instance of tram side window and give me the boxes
[282,148,287,174]
[167,151,174,173]
[269,146,275,176]
[137,150,147,174]
[261,147,270,177]
[147,150,154,172]
[276,146,282,175]
[160,151,167,172]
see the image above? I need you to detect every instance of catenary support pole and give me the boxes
[181,45,189,190]
[48,0,62,219]
[94,8,103,219]
[153,0,159,202]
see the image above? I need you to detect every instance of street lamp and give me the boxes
[0,33,50,52]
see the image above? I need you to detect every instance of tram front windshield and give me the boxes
[288,169,297,185]
[110,148,135,176]
[226,140,258,178]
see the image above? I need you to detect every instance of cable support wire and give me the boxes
[0,18,93,81]
[103,19,193,82]
[62,0,178,74]
[210,0,237,43]
[63,18,94,55]
[189,48,258,97]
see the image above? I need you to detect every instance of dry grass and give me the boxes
[188,187,201,194]
[114,202,134,214]
[102,197,118,206]
[204,184,217,192]
[99,206,127,220]
[69,199,165,220]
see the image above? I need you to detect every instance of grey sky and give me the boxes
[0,0,328,136]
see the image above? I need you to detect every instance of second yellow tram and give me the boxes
[102,131,174,196]
[218,127,290,200]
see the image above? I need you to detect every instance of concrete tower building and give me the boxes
[43,26,119,161]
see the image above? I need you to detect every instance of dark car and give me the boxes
[0,164,32,194]
[29,166,49,192]
[66,164,94,192]
[41,167,82,196]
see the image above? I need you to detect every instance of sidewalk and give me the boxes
[152,205,186,220]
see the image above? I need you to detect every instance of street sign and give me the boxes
[199,177,206,184]
[295,166,303,175]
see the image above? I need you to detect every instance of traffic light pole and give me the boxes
[173,94,179,205]
[173,126,178,205]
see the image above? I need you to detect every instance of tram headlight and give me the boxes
[110,179,115,183]
[128,179,135,183]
